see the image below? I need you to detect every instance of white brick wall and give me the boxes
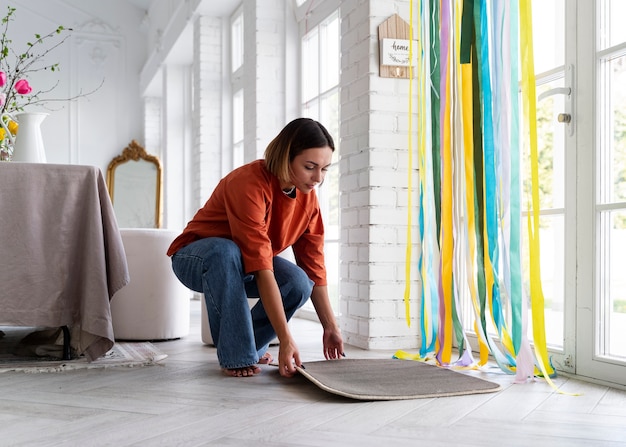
[339,0,421,350]
[243,0,287,162]
[193,15,223,207]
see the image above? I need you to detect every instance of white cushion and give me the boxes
[110,228,190,340]
[201,297,258,345]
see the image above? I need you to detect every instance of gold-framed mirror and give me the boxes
[106,140,162,228]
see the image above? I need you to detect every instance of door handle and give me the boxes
[538,87,571,101]
[537,65,575,136]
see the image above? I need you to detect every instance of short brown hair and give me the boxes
[264,118,335,184]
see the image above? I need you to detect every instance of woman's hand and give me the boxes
[254,269,301,377]
[278,336,301,377]
[323,327,344,360]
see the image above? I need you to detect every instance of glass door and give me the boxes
[576,0,626,386]
[530,0,626,387]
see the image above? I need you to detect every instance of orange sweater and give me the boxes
[167,160,327,286]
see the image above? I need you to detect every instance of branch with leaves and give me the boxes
[0,5,102,116]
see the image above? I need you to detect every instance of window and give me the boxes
[232,88,244,169]
[597,0,626,361]
[231,11,244,73]
[300,8,340,314]
[231,8,244,170]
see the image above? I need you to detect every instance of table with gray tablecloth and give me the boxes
[0,163,129,361]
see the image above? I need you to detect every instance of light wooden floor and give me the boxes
[1,299,626,447]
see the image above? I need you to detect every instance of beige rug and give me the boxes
[295,358,501,400]
[0,327,167,373]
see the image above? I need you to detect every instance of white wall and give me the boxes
[6,0,147,175]
[338,0,421,349]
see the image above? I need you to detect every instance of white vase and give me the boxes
[11,112,48,163]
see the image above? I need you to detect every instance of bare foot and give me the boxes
[258,352,273,365]
[222,365,261,377]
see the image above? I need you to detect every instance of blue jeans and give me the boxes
[170,237,313,369]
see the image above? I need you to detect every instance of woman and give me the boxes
[167,118,344,378]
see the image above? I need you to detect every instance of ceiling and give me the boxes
[124,0,153,11]
[124,0,241,17]
[135,0,241,95]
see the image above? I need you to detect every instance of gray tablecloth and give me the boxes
[0,163,129,360]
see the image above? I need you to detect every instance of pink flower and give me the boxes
[0,72,6,87]
[14,79,32,95]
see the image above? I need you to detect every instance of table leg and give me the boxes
[61,326,71,360]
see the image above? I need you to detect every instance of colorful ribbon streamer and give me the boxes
[398,0,560,385]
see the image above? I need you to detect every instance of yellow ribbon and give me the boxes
[403,0,416,327]
[519,0,556,381]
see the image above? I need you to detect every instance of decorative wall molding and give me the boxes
[76,18,120,35]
